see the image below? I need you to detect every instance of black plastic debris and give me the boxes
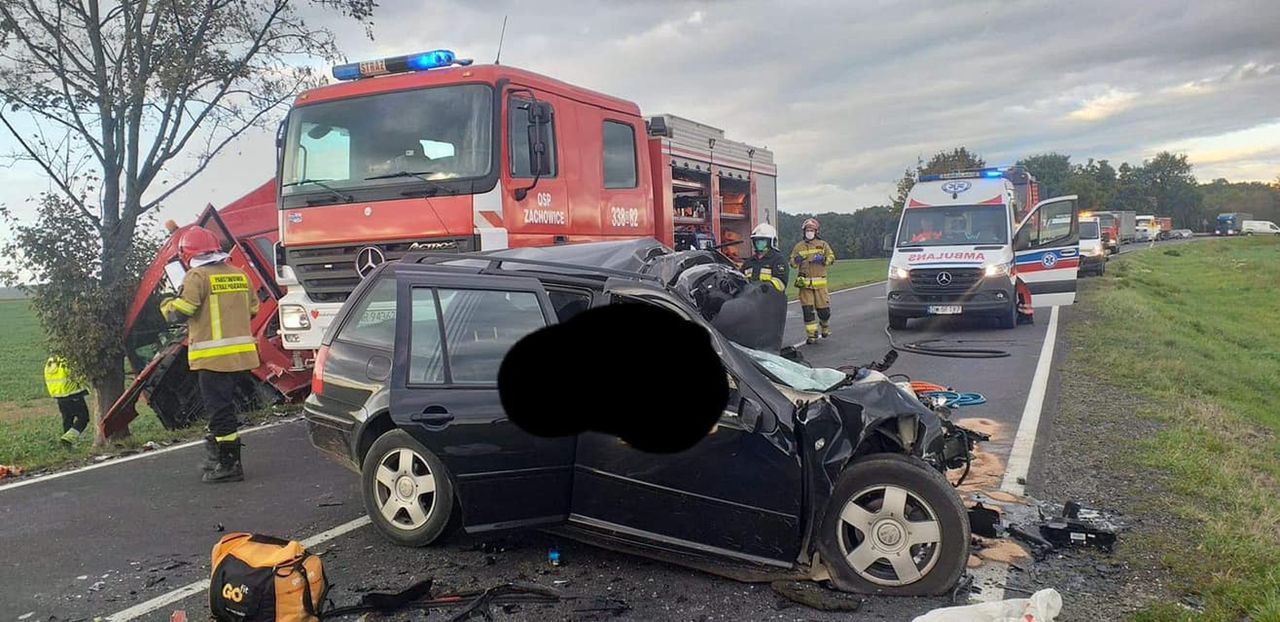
[968,502,1002,538]
[1038,501,1118,552]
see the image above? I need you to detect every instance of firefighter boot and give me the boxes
[59,429,80,447]
[819,322,831,339]
[805,326,819,345]
[198,435,220,472]
[202,441,244,484]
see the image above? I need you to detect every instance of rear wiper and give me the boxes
[364,170,439,182]
[281,178,353,203]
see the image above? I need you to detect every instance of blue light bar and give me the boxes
[331,49,466,81]
[918,167,1007,182]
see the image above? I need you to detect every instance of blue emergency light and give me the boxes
[918,167,1007,182]
[332,49,471,81]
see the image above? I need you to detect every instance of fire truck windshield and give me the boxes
[897,205,1009,247]
[280,84,493,203]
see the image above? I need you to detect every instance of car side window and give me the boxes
[440,289,548,384]
[409,288,446,384]
[336,277,397,348]
[547,289,591,322]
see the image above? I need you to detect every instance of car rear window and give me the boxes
[336,277,397,348]
[409,288,548,385]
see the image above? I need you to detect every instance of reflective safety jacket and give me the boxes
[160,262,260,372]
[790,238,836,289]
[741,249,790,292]
[44,357,87,398]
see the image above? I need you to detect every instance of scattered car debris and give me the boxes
[1038,501,1118,552]
[968,502,1002,538]
[911,587,1062,621]
[974,538,1031,564]
[17,612,34,621]
[548,549,561,566]
[142,441,160,451]
[1008,523,1055,558]
[169,611,188,622]
[770,580,864,612]
[317,501,344,507]
[0,464,25,479]
[145,575,166,588]
[214,522,225,532]
[88,580,106,592]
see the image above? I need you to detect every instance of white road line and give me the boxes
[0,418,297,494]
[972,305,1063,604]
[105,516,372,621]
[786,280,884,305]
[1001,305,1060,496]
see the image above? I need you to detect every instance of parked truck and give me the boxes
[101,181,312,437]
[1215,212,1253,236]
[1154,217,1173,240]
[1084,212,1118,254]
[272,50,778,351]
[1095,210,1135,244]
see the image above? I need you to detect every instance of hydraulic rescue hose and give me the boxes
[883,325,1012,359]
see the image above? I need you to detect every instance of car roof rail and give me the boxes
[402,252,663,283]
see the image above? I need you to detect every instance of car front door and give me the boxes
[568,282,804,565]
[1014,195,1080,307]
[389,272,575,532]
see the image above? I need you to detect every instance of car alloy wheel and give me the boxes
[835,484,943,586]
[373,447,438,530]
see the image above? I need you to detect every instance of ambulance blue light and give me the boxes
[918,167,1007,182]
[406,50,455,71]
[332,64,361,81]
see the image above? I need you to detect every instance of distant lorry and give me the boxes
[886,167,1080,329]
[1087,212,1119,254]
[1135,215,1156,242]
[1154,217,1173,240]
[1096,210,1135,244]
[1242,220,1280,235]
[102,180,312,437]
[272,50,777,351]
[1216,213,1253,236]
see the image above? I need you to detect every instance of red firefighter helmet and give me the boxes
[802,218,820,233]
[177,226,221,267]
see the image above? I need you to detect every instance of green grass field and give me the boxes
[786,258,887,301]
[0,299,211,472]
[1069,237,1280,620]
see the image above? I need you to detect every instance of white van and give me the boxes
[887,169,1080,329]
[1242,220,1280,235]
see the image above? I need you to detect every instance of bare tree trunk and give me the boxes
[92,366,126,445]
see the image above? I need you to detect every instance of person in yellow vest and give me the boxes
[160,226,259,483]
[790,218,837,344]
[45,356,89,446]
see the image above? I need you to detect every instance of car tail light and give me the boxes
[312,345,329,395]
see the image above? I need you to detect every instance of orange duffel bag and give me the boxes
[210,533,329,621]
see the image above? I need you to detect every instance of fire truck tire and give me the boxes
[362,430,457,547]
[818,454,969,596]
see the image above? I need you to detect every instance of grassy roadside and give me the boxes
[0,299,273,473]
[1068,237,1280,620]
[786,258,887,301]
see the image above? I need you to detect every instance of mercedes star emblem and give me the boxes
[936,271,953,286]
[355,246,385,278]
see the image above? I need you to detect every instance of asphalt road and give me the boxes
[5,240,1204,621]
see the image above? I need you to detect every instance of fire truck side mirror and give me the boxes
[526,102,553,177]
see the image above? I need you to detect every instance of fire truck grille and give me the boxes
[287,237,476,303]
[909,267,983,293]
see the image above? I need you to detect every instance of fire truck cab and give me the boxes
[274,50,776,351]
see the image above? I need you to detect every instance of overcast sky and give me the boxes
[2,0,1279,229]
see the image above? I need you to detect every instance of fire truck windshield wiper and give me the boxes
[281,178,353,203]
[364,170,440,182]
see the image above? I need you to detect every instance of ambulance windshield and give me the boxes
[280,84,493,202]
[897,205,1008,247]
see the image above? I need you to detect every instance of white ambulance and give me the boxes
[886,168,1081,329]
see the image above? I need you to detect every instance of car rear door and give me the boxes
[1014,195,1080,307]
[389,271,575,532]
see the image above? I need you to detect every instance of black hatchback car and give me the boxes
[304,239,980,595]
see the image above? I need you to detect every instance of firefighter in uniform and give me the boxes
[160,227,259,483]
[791,218,836,344]
[740,223,789,294]
[45,356,89,445]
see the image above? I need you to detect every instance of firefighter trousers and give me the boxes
[798,287,832,338]
[199,370,247,438]
[56,393,89,434]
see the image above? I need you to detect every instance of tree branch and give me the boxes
[0,111,100,227]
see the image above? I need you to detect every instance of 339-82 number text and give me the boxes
[610,206,641,228]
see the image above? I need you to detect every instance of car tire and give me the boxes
[888,314,908,330]
[817,454,969,596]
[1097,261,1106,276]
[998,298,1016,329]
[361,429,456,547]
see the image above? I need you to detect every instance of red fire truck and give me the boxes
[273,49,778,350]
[102,180,312,437]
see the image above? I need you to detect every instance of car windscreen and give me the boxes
[732,343,846,392]
[1080,221,1100,239]
[897,205,1008,247]
[280,84,493,200]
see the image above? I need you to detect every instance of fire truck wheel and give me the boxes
[362,430,457,547]
[818,454,969,595]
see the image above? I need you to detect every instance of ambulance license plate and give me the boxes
[927,305,962,315]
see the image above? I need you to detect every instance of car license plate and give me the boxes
[927,305,962,315]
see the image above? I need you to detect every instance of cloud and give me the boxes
[3,0,1280,225]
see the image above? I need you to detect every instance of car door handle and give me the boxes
[1059,248,1078,257]
[413,405,454,425]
